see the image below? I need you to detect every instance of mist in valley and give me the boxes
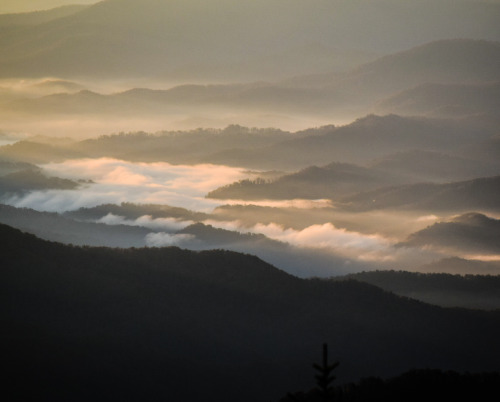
[1,1,500,401]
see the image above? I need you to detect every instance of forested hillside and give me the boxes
[2,224,500,401]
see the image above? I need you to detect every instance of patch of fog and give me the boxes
[202,219,440,267]
[145,232,197,247]
[0,109,344,138]
[1,157,443,274]
[74,209,439,274]
[415,214,440,223]
[0,139,19,147]
[462,255,500,262]
[2,158,251,212]
[97,213,194,232]
[0,130,31,146]
[3,158,337,213]
[219,199,334,209]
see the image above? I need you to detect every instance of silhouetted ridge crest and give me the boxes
[2,222,500,401]
[357,39,500,82]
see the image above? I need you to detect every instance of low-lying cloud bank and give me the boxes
[97,213,194,232]
[145,232,197,247]
[63,208,437,276]
[3,158,250,212]
[204,220,438,266]
[0,157,462,276]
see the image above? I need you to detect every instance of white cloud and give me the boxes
[1,157,442,273]
[203,220,439,266]
[145,232,196,247]
[416,214,439,223]
[220,199,333,209]
[97,213,194,231]
[5,158,250,212]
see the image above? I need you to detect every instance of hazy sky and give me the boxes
[0,0,98,13]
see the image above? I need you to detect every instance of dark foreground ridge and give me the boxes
[1,223,499,402]
[282,367,500,401]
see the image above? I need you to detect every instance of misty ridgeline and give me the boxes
[1,1,500,401]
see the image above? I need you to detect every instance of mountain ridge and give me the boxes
[1,1,499,80]
[2,222,500,401]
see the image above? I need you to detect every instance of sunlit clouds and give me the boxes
[4,158,250,212]
[43,158,248,192]
[145,232,196,247]
[0,157,483,276]
[220,198,334,209]
[204,219,438,265]
[98,213,194,232]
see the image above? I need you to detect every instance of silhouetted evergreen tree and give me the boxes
[313,343,339,401]
[285,344,340,402]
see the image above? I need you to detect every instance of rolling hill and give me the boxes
[206,114,497,168]
[369,149,500,182]
[402,213,500,255]
[338,176,500,213]
[0,1,96,14]
[0,5,88,26]
[0,1,499,80]
[338,270,500,310]
[415,257,500,275]
[2,223,500,401]
[0,168,80,195]
[207,162,404,201]
[0,114,495,171]
[376,81,500,117]
[285,39,500,97]
[2,39,499,121]
[0,203,151,247]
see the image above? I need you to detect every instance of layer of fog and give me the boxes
[88,211,440,277]
[0,113,341,139]
[3,158,250,212]
[2,157,494,276]
[0,76,340,137]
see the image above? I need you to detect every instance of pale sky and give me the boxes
[0,0,99,14]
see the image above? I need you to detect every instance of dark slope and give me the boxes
[4,39,500,122]
[416,257,500,275]
[19,203,358,277]
[0,115,492,170]
[64,202,210,222]
[174,222,359,278]
[339,176,500,213]
[0,169,80,195]
[207,147,500,201]
[207,162,402,200]
[338,270,500,310]
[403,213,500,255]
[0,159,38,175]
[2,224,500,401]
[0,5,88,27]
[0,140,84,164]
[1,1,499,80]
[369,149,500,182]
[74,125,291,163]
[0,125,293,165]
[376,81,500,117]
[351,39,500,94]
[0,204,151,247]
[281,369,500,402]
[289,39,500,93]
[3,83,326,117]
[204,114,495,169]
